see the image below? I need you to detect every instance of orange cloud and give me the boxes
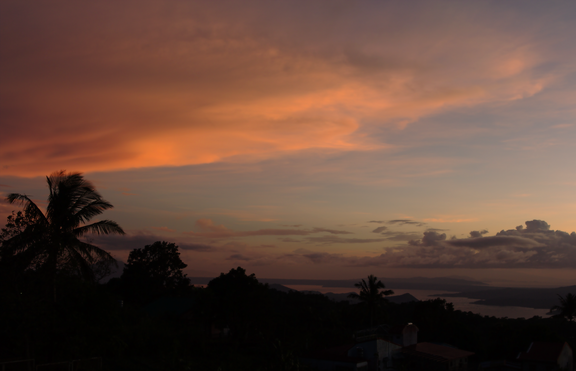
[0,1,561,177]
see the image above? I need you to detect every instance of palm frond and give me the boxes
[65,246,97,281]
[46,171,96,225]
[355,279,368,291]
[68,188,94,214]
[551,293,576,321]
[2,234,29,256]
[71,239,115,263]
[73,220,125,237]
[2,228,47,255]
[73,199,115,225]
[1,234,50,273]
[6,193,48,223]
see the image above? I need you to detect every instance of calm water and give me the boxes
[283,285,551,319]
[193,282,551,319]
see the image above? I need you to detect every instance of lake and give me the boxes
[283,285,551,319]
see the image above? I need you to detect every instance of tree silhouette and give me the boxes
[551,293,576,322]
[0,210,34,242]
[0,210,37,294]
[121,241,191,303]
[348,274,394,326]
[4,170,124,300]
[208,267,270,342]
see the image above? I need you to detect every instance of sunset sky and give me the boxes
[2,1,576,287]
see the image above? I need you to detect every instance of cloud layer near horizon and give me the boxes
[292,220,576,269]
[1,1,569,176]
[184,218,352,238]
[88,219,576,270]
[86,231,213,252]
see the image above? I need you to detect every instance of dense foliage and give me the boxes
[348,274,394,326]
[1,252,574,370]
[551,293,576,322]
[119,241,191,305]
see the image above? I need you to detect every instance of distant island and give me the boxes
[188,276,573,312]
[266,283,419,304]
[439,286,576,311]
[189,275,489,292]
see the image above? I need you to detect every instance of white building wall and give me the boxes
[558,343,573,371]
[402,324,418,347]
[349,339,401,371]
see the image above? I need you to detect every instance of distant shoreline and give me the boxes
[189,276,573,315]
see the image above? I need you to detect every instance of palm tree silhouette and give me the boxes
[5,170,124,300]
[348,274,394,326]
[551,293,576,322]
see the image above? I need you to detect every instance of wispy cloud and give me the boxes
[387,219,427,227]
[184,219,352,238]
[301,252,344,264]
[87,230,213,252]
[304,235,387,245]
[226,254,252,261]
[312,227,353,235]
[278,237,301,243]
[423,217,477,223]
[370,225,422,241]
[380,231,423,241]
[151,226,176,233]
[427,228,450,232]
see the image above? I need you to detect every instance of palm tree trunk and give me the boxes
[46,246,58,302]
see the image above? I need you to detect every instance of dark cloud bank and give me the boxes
[301,220,576,269]
[89,220,576,270]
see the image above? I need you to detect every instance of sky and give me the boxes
[2,1,576,287]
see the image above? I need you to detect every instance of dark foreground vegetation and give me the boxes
[1,172,574,370]
[1,258,575,370]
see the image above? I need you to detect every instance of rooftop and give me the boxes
[517,342,570,363]
[403,342,474,362]
[303,344,366,364]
